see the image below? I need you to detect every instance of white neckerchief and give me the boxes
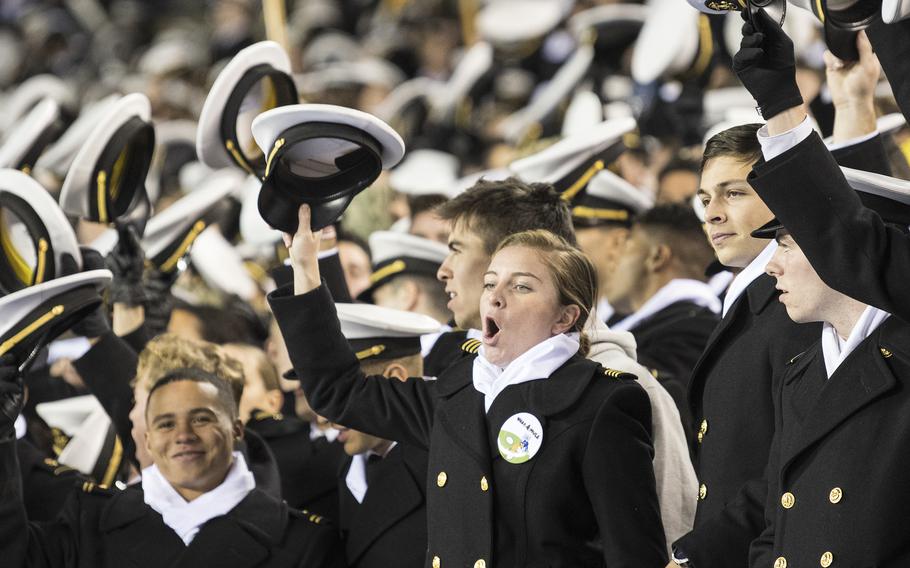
[612,279,722,332]
[420,324,453,358]
[310,423,341,442]
[708,270,735,298]
[345,441,398,504]
[473,333,580,413]
[142,451,255,545]
[821,306,891,378]
[722,241,778,317]
[14,415,26,440]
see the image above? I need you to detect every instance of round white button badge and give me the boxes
[497,412,544,464]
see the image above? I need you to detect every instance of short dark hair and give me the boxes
[437,177,575,254]
[701,124,763,171]
[658,157,700,183]
[146,367,239,421]
[635,203,716,276]
[408,194,448,218]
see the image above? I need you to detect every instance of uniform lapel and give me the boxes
[781,328,899,472]
[436,358,491,470]
[100,488,185,567]
[174,490,284,568]
[345,448,425,562]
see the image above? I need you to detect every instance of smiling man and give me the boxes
[0,362,344,567]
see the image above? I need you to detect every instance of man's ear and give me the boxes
[401,280,421,312]
[382,362,410,382]
[552,304,581,335]
[646,243,673,272]
[232,420,244,444]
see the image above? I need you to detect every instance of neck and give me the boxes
[825,297,870,341]
[628,272,676,313]
[171,465,232,503]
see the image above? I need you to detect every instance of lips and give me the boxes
[711,232,734,245]
[446,289,457,309]
[171,450,205,462]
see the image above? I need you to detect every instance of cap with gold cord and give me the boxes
[336,302,443,362]
[0,98,62,173]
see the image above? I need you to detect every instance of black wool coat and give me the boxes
[269,283,668,568]
[750,317,910,568]
[338,443,428,568]
[0,438,345,568]
[673,275,819,568]
[16,438,83,522]
[627,300,720,442]
[749,131,910,323]
[422,330,472,378]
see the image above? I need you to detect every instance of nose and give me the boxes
[486,283,505,309]
[704,197,725,224]
[765,249,783,277]
[174,418,198,443]
[437,254,453,283]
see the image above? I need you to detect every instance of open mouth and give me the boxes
[483,316,501,344]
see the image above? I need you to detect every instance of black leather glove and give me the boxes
[142,267,179,336]
[106,222,147,306]
[732,9,803,120]
[0,353,23,441]
[70,248,112,338]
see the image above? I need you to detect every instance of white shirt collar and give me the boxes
[473,333,580,413]
[345,441,398,504]
[821,305,890,378]
[310,423,340,442]
[14,415,26,440]
[142,451,255,545]
[612,278,722,332]
[722,240,778,317]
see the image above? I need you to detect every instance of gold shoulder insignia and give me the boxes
[603,368,636,380]
[308,513,324,525]
[461,339,481,354]
[43,458,74,476]
[881,347,893,359]
[253,410,283,422]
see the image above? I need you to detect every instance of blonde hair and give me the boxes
[136,333,245,404]
[495,230,597,356]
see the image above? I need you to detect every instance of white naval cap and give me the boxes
[141,168,245,274]
[429,41,494,123]
[239,175,282,247]
[197,41,299,176]
[335,302,443,361]
[296,58,405,95]
[477,0,564,45]
[0,269,111,365]
[632,0,711,84]
[509,116,636,195]
[188,226,260,302]
[882,0,910,23]
[58,93,155,224]
[35,94,120,178]
[358,230,449,302]
[388,149,460,197]
[35,394,104,437]
[0,74,76,136]
[562,90,604,138]
[569,3,649,39]
[145,119,198,203]
[251,103,405,233]
[570,169,654,226]
[0,98,61,172]
[0,168,81,294]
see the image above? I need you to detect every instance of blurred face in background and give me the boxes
[339,239,372,299]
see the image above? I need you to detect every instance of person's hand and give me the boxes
[732,9,803,120]
[106,221,147,306]
[0,353,23,439]
[70,248,111,339]
[825,32,880,108]
[282,205,323,295]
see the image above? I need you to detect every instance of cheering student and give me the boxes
[0,360,343,567]
[270,204,668,568]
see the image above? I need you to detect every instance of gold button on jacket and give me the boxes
[432,555,441,568]
[781,492,795,509]
[436,472,447,488]
[829,487,842,504]
[774,556,787,568]
[474,560,486,568]
[698,484,707,500]
[820,551,833,567]
[480,476,489,492]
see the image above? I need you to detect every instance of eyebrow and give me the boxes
[483,270,542,282]
[698,180,753,194]
[151,407,217,425]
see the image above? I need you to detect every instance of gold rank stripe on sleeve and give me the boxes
[603,368,636,380]
[355,344,387,360]
[0,304,65,357]
[461,339,482,354]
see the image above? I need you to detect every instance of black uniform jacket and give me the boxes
[750,317,910,568]
[17,438,83,522]
[0,438,345,568]
[73,332,283,498]
[246,410,345,521]
[749,131,910,323]
[338,443,428,568]
[628,300,720,440]
[673,275,819,568]
[269,283,668,568]
[422,330,469,378]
